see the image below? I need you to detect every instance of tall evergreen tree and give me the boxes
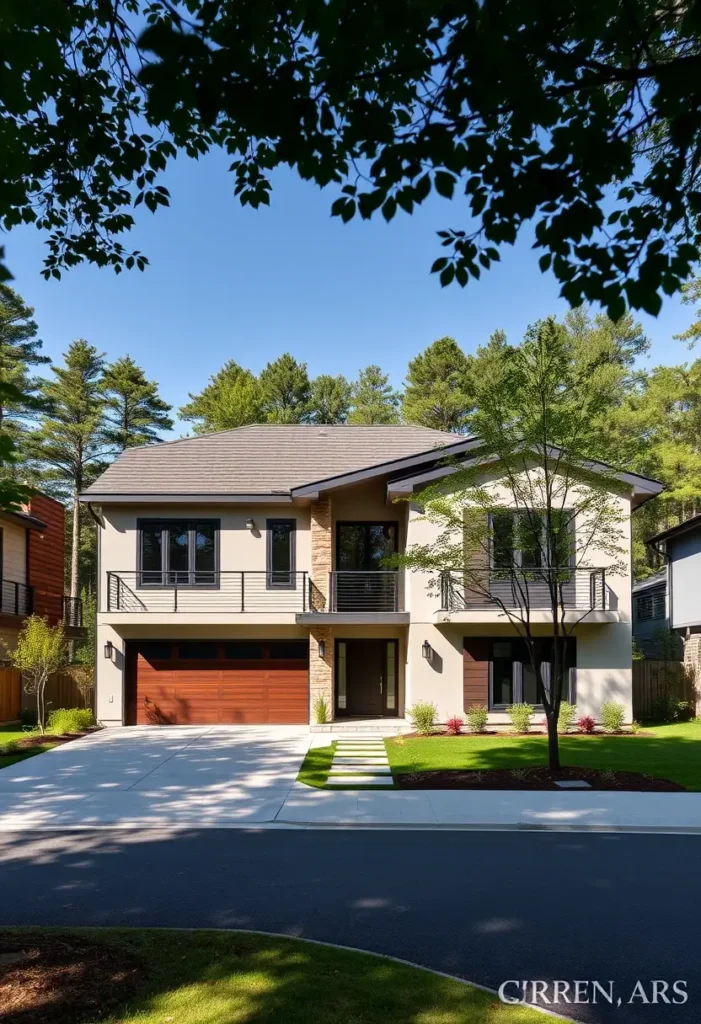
[348,366,400,425]
[402,337,473,432]
[179,361,263,434]
[673,277,701,349]
[309,374,352,424]
[0,285,51,477]
[259,354,311,423]
[27,341,109,601]
[101,355,173,450]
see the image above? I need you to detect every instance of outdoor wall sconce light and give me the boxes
[103,640,114,661]
[318,640,326,659]
[245,518,256,531]
[421,640,433,661]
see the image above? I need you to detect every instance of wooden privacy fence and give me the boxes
[0,666,94,722]
[632,660,697,720]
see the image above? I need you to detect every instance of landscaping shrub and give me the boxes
[577,714,596,734]
[652,693,694,723]
[557,701,577,734]
[46,707,95,736]
[312,694,330,725]
[19,709,38,728]
[0,738,19,755]
[445,715,464,735]
[506,703,534,733]
[600,701,625,734]
[466,705,488,733]
[630,720,643,734]
[408,702,438,734]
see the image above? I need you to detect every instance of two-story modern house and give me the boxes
[0,493,84,653]
[647,514,701,644]
[81,424,662,729]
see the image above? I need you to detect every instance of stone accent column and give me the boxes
[310,496,332,609]
[310,627,333,722]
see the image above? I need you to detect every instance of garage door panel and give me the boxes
[129,644,309,725]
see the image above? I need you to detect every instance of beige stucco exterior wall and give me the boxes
[0,522,27,586]
[98,503,312,611]
[403,471,634,723]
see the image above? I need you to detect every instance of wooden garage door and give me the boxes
[126,640,309,725]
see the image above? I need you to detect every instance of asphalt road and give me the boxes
[0,828,697,1023]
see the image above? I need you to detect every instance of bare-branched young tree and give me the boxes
[397,320,630,769]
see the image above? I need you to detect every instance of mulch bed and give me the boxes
[12,731,93,750]
[0,931,142,1024]
[395,766,686,791]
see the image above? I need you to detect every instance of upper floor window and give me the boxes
[267,519,296,588]
[636,588,665,621]
[490,510,573,570]
[138,519,218,586]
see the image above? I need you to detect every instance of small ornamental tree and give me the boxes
[397,319,629,770]
[5,616,68,733]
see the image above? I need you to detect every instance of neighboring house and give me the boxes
[647,514,701,642]
[631,571,682,658]
[0,494,85,652]
[80,424,662,728]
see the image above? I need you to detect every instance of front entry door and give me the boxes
[336,639,398,717]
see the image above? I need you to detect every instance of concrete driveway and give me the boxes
[0,726,312,830]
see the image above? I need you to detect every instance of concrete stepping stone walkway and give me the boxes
[327,738,393,788]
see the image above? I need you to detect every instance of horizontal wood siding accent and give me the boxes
[130,648,309,725]
[0,667,21,722]
[27,495,65,624]
[463,637,490,710]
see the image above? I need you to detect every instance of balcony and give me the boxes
[63,596,83,628]
[329,571,399,612]
[105,571,310,614]
[438,568,618,623]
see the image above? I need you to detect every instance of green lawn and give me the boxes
[387,721,701,790]
[297,742,336,787]
[1,928,545,1024]
[0,722,58,770]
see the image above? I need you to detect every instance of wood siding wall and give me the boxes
[0,668,21,722]
[463,638,489,709]
[632,660,697,719]
[27,495,65,623]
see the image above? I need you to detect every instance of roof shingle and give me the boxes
[82,424,458,496]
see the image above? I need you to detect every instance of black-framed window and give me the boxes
[636,589,665,622]
[489,638,576,709]
[266,519,296,588]
[490,511,573,570]
[138,519,219,586]
[336,521,398,571]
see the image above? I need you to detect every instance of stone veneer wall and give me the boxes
[309,497,333,719]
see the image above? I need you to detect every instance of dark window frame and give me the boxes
[488,637,576,711]
[636,589,665,622]
[335,520,399,571]
[136,518,220,589]
[266,518,297,590]
[488,510,575,571]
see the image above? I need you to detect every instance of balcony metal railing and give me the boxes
[63,596,83,627]
[105,571,310,613]
[439,567,607,612]
[0,579,32,616]
[330,571,399,612]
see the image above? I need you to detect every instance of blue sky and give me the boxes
[6,147,697,436]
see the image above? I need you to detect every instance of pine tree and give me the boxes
[179,361,263,434]
[259,354,311,423]
[27,340,109,600]
[0,285,51,477]
[402,337,473,432]
[309,374,352,424]
[348,366,400,424]
[101,355,173,450]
